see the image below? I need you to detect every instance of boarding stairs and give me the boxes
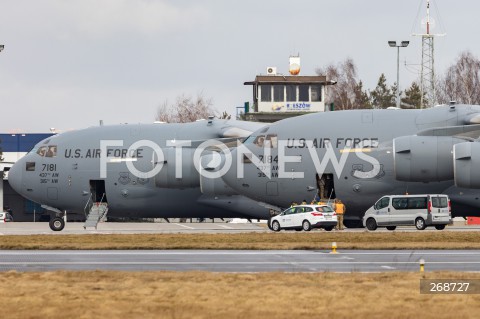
[84,194,108,229]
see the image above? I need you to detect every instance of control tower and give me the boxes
[242,56,336,122]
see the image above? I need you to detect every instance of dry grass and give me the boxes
[0,232,480,250]
[1,271,480,319]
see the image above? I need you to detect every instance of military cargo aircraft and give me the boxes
[8,119,271,230]
[10,104,480,230]
[219,104,480,227]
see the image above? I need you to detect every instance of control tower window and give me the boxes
[45,145,57,158]
[311,85,322,102]
[273,85,284,102]
[299,84,309,101]
[286,85,296,101]
[260,85,272,102]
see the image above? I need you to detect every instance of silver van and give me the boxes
[362,194,451,231]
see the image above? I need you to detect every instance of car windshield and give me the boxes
[316,206,333,212]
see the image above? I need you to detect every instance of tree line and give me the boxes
[317,50,480,109]
[156,50,480,122]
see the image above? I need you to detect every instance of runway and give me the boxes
[0,222,479,235]
[0,221,267,235]
[1,250,480,272]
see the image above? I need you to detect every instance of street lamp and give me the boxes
[388,40,409,108]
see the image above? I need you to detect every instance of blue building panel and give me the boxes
[0,133,54,153]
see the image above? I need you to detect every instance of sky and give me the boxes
[0,0,478,132]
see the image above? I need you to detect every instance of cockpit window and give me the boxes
[45,145,57,157]
[253,135,265,147]
[36,145,57,157]
[37,146,47,157]
[265,134,278,148]
[243,134,278,148]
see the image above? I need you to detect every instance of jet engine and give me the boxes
[394,136,465,182]
[454,142,480,188]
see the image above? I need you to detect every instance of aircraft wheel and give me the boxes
[415,217,426,230]
[386,226,396,231]
[272,221,281,232]
[49,217,65,231]
[435,224,446,230]
[366,218,377,231]
[324,226,334,231]
[302,220,311,231]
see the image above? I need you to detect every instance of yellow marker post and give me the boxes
[331,242,337,254]
[419,259,425,272]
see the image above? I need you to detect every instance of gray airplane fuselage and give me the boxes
[8,120,270,220]
[220,105,480,227]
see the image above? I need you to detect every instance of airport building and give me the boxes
[1,133,53,221]
[241,56,336,122]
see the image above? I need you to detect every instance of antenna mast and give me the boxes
[413,0,445,108]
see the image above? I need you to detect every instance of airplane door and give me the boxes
[90,180,107,203]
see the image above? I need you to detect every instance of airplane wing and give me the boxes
[163,120,268,151]
[168,138,239,149]
[417,124,480,140]
[219,120,268,138]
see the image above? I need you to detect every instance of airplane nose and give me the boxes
[8,160,23,194]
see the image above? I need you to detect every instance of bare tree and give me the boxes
[155,93,216,123]
[316,58,371,110]
[437,51,480,105]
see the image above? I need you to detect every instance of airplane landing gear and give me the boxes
[49,217,65,231]
[49,210,67,231]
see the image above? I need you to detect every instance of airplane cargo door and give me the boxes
[90,180,107,203]
[316,173,336,200]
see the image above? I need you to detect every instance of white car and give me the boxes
[0,212,13,223]
[269,205,337,231]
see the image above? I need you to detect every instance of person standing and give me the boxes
[335,199,346,230]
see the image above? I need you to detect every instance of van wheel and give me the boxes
[324,226,334,231]
[49,217,65,231]
[302,220,312,231]
[272,221,281,232]
[366,218,377,231]
[435,224,446,230]
[415,218,426,230]
[386,226,396,231]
